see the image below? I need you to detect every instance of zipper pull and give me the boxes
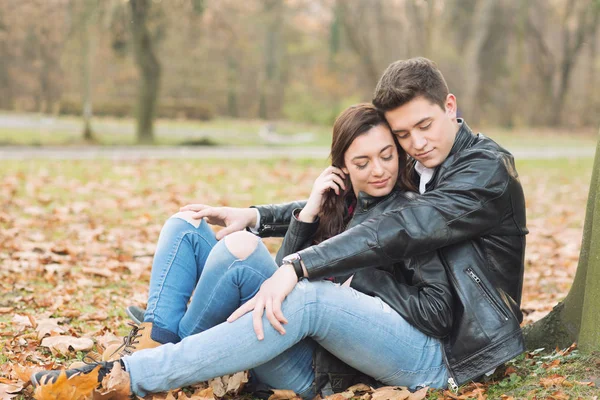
[466,268,481,283]
[448,377,459,394]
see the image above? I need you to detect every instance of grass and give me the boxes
[0,156,598,399]
[0,111,597,149]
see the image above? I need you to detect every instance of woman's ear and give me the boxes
[342,166,349,174]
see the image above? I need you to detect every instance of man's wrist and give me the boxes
[282,253,305,280]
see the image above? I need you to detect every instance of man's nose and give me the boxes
[412,132,428,150]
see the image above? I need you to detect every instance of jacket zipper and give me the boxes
[465,268,509,321]
[440,345,459,394]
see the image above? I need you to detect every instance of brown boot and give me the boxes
[102,322,161,361]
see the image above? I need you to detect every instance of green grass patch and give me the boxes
[0,111,596,148]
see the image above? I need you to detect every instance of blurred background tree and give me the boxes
[0,0,599,143]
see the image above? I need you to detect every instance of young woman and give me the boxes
[32,104,453,398]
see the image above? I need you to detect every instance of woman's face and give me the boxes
[342,124,399,198]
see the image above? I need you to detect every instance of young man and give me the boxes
[32,58,527,394]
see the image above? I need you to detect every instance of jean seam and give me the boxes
[147,229,215,320]
[317,302,437,351]
[180,260,274,336]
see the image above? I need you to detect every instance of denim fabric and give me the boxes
[144,212,277,341]
[125,277,448,398]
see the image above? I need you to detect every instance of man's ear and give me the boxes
[445,94,457,118]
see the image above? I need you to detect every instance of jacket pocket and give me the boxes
[465,267,509,321]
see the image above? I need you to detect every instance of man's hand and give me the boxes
[227,264,298,340]
[179,204,257,240]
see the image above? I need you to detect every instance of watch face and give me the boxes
[283,253,300,263]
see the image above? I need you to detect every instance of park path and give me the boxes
[0,145,595,160]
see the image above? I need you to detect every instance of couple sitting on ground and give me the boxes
[32,57,528,398]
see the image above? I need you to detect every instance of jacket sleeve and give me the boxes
[251,200,308,237]
[350,252,454,338]
[298,150,524,279]
[275,209,319,265]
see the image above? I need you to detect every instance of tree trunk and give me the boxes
[129,0,160,144]
[81,0,96,141]
[523,127,600,351]
[460,0,495,122]
[338,1,380,86]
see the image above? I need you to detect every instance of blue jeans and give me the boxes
[144,212,277,342]
[124,213,448,398]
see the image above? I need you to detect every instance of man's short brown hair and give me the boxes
[373,57,449,112]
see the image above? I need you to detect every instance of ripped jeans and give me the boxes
[132,212,447,398]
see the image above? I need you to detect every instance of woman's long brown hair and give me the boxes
[312,103,416,244]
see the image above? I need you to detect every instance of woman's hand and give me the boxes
[300,166,346,222]
[227,264,298,340]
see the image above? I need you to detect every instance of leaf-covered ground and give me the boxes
[1,157,599,399]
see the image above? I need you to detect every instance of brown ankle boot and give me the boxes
[102,322,161,361]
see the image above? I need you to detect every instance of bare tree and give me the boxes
[459,0,495,122]
[524,126,600,351]
[129,0,161,144]
[527,0,600,125]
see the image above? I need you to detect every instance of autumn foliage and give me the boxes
[0,158,597,399]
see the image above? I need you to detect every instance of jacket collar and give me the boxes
[354,190,396,213]
[448,119,478,158]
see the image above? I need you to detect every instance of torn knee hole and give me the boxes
[224,231,259,260]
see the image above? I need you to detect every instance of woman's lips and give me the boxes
[370,178,390,188]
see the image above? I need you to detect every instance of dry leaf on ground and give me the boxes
[40,336,94,355]
[406,386,428,400]
[35,318,66,339]
[267,389,300,400]
[0,382,23,400]
[33,367,100,400]
[371,386,411,400]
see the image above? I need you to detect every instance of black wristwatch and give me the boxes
[282,253,305,280]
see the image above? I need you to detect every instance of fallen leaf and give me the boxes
[33,367,99,400]
[35,318,66,340]
[208,378,225,398]
[224,371,247,394]
[0,382,23,400]
[345,383,372,393]
[0,307,14,314]
[407,386,428,400]
[185,387,214,400]
[549,390,570,400]
[268,389,300,400]
[540,375,567,388]
[81,267,114,278]
[371,386,410,400]
[92,363,132,399]
[11,364,39,383]
[40,336,94,355]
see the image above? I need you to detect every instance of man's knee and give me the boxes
[224,231,259,260]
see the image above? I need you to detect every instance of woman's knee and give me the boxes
[224,231,259,260]
[168,211,203,228]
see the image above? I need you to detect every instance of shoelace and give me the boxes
[107,322,144,358]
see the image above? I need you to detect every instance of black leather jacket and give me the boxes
[253,121,528,389]
[275,190,454,339]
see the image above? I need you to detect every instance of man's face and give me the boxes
[384,95,458,168]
